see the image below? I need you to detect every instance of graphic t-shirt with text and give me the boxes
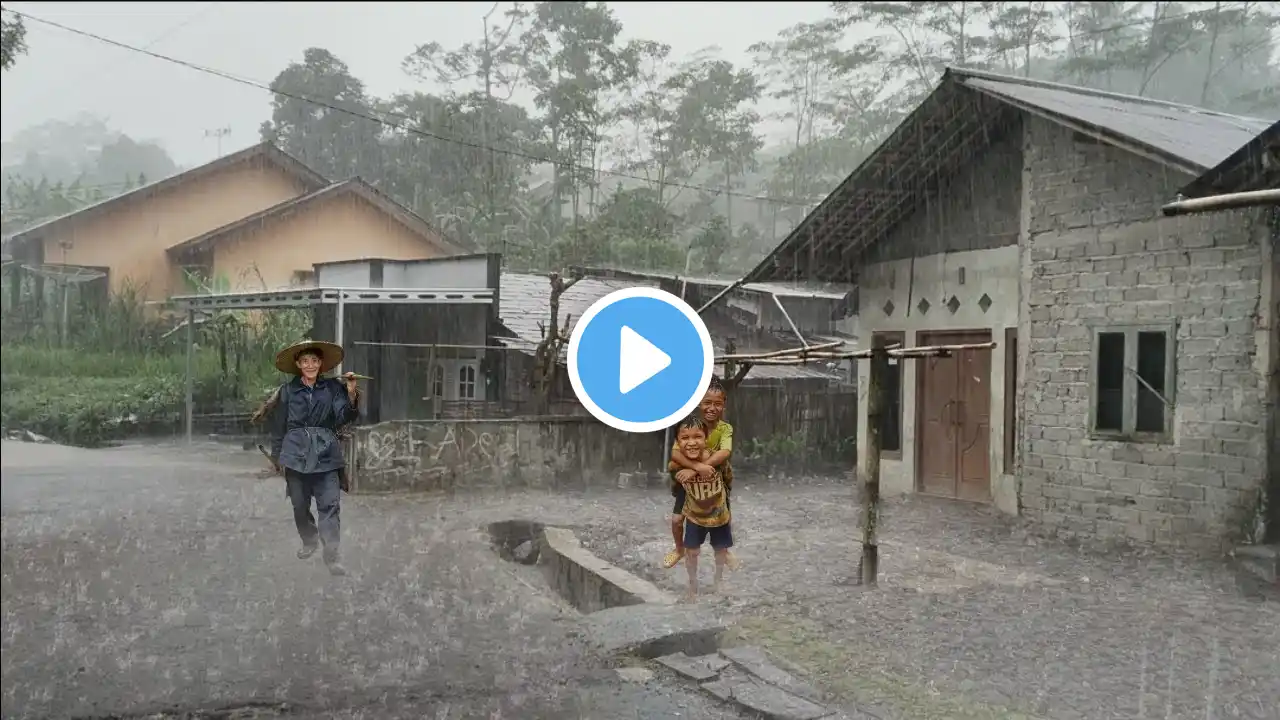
[681,468,731,528]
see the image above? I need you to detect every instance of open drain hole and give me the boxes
[487,520,662,614]
[488,519,544,566]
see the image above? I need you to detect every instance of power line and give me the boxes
[2,3,1251,209]
[2,6,813,208]
[71,1,223,90]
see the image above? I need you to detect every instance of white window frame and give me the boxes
[1087,322,1176,443]
[430,364,444,398]
[455,360,480,401]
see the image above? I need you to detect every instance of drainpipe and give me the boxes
[1161,188,1280,217]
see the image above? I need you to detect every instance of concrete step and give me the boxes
[655,645,880,720]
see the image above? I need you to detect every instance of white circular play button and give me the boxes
[567,286,714,433]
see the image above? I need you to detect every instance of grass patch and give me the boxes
[724,612,1045,720]
[1,346,290,447]
[1,375,185,447]
[1,344,222,379]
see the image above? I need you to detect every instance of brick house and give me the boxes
[1161,121,1280,548]
[745,67,1278,550]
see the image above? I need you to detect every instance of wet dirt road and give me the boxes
[0,440,742,720]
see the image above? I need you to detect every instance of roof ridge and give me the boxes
[945,66,1270,124]
[5,141,327,242]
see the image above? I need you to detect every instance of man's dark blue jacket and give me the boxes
[268,376,360,475]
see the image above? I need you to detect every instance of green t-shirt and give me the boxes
[671,420,735,489]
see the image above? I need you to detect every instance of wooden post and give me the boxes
[861,333,887,586]
[184,308,195,445]
[427,344,438,420]
[722,339,738,389]
[708,336,995,586]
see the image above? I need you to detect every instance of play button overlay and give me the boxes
[568,286,714,433]
[619,326,671,394]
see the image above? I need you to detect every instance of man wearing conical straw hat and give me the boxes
[265,339,361,577]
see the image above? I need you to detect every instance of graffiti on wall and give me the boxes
[357,421,520,491]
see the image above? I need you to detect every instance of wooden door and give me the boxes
[916,331,992,501]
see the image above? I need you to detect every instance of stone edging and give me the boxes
[504,521,845,717]
[540,526,674,611]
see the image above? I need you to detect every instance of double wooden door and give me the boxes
[916,330,992,502]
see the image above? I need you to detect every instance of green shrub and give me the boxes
[0,344,220,379]
[1,374,185,447]
[0,346,290,446]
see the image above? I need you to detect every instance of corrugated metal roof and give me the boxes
[743,68,1277,285]
[741,281,852,300]
[957,71,1274,172]
[1177,119,1280,197]
[498,273,636,348]
[496,272,842,381]
[580,267,852,300]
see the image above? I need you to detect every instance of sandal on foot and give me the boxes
[662,548,685,569]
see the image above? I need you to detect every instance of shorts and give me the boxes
[684,520,733,550]
[672,483,730,515]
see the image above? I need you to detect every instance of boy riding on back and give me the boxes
[663,376,738,570]
[671,413,734,602]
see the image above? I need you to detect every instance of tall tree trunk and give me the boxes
[1199,2,1223,106]
[482,12,497,241]
[724,162,734,244]
[549,122,562,239]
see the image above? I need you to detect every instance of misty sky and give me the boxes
[1,1,831,167]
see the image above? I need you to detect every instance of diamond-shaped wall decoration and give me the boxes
[916,298,931,315]
[978,293,993,313]
[883,299,896,316]
[946,295,961,314]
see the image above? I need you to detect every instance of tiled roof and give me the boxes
[166,178,464,258]
[3,143,328,243]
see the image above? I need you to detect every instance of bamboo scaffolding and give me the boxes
[719,337,998,588]
[714,341,995,365]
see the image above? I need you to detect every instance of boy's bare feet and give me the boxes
[662,548,685,568]
[681,591,698,604]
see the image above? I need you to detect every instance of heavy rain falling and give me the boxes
[1,1,1279,719]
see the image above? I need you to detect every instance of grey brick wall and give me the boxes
[1020,117,1271,550]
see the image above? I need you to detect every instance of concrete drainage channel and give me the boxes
[487,520,849,720]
